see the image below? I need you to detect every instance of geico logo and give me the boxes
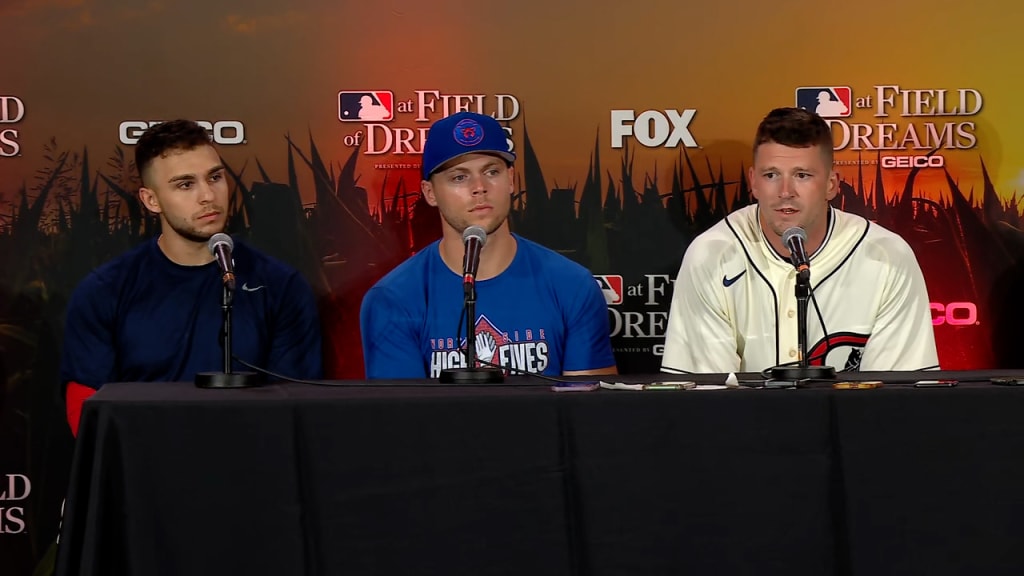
[611,109,698,149]
[119,121,245,145]
[930,301,977,326]
[0,96,25,123]
[881,155,945,169]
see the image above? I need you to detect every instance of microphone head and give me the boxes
[208,232,233,254]
[781,227,807,246]
[462,225,487,247]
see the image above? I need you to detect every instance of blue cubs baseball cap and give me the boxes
[421,111,516,180]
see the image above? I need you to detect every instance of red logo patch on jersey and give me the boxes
[809,332,869,371]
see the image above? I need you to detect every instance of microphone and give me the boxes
[781,227,810,282]
[208,233,236,291]
[438,225,503,384]
[767,226,836,383]
[462,226,486,291]
[196,232,261,389]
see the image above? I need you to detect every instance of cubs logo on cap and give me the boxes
[453,118,486,146]
[421,111,516,179]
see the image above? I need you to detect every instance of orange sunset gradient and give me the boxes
[1,0,1020,215]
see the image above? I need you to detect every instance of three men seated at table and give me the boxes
[60,109,938,431]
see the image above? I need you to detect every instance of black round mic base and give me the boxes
[195,371,263,389]
[769,365,837,381]
[439,367,505,384]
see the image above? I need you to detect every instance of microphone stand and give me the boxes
[439,281,505,384]
[195,283,262,389]
[769,270,836,383]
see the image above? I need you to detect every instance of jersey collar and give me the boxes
[759,204,836,264]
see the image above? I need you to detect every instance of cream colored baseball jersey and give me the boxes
[661,204,940,374]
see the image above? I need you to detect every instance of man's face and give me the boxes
[749,141,838,242]
[138,144,229,244]
[421,153,514,237]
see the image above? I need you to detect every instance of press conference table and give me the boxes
[55,371,1024,576]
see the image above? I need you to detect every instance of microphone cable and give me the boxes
[229,355,572,388]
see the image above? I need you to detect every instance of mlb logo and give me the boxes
[795,86,852,118]
[338,91,394,122]
[594,275,624,305]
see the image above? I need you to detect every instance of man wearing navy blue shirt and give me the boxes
[360,112,617,379]
[60,120,322,434]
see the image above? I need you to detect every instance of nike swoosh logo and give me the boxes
[722,270,746,287]
[241,283,265,292]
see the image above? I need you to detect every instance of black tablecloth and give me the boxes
[835,385,1024,576]
[55,371,1024,576]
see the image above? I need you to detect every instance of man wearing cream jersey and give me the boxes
[661,107,939,374]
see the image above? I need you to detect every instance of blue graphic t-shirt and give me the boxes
[360,234,616,379]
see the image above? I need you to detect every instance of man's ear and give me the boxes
[748,165,761,201]
[139,187,161,215]
[825,170,839,201]
[421,179,438,207]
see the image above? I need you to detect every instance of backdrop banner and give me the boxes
[2,1,1021,573]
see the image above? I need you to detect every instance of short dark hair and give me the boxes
[134,119,213,184]
[753,107,834,165]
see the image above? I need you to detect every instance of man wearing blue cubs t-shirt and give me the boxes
[360,112,617,379]
[60,120,323,435]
